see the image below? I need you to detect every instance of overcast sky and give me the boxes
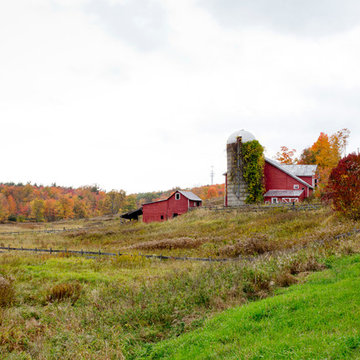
[1,0,359,193]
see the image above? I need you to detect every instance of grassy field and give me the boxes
[143,254,360,359]
[0,207,359,359]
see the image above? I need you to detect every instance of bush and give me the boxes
[219,234,275,257]
[46,282,82,304]
[325,153,360,219]
[0,276,15,307]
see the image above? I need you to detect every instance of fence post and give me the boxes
[50,248,52,254]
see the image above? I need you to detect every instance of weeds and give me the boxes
[46,282,82,304]
[130,237,205,250]
[0,275,15,307]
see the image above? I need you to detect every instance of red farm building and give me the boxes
[263,158,317,204]
[142,190,202,223]
[121,190,202,223]
[224,129,318,206]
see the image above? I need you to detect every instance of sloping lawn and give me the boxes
[140,255,360,359]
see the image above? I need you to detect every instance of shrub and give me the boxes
[325,153,360,219]
[274,271,298,287]
[0,276,15,307]
[46,282,82,304]
[288,256,326,275]
[219,234,275,257]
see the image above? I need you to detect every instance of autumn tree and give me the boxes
[56,196,74,219]
[73,198,89,219]
[7,195,17,217]
[275,146,297,164]
[324,153,360,219]
[30,199,45,222]
[105,190,126,215]
[298,129,350,191]
[44,199,58,221]
[0,194,9,223]
[121,195,137,213]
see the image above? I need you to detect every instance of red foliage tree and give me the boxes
[325,153,360,219]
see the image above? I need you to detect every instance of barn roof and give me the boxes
[143,190,202,206]
[264,189,304,197]
[177,190,202,201]
[265,158,314,189]
[280,164,317,177]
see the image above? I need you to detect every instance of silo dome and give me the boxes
[227,129,256,145]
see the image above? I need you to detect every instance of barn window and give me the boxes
[272,198,278,204]
[293,184,299,189]
[175,193,180,200]
[161,215,164,220]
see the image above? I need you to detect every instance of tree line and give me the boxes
[0,184,127,222]
[0,183,224,223]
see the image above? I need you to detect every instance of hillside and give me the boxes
[143,254,360,359]
[0,206,359,359]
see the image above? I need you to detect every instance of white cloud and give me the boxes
[0,0,359,193]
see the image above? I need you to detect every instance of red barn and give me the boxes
[264,158,317,204]
[224,158,318,205]
[142,190,202,223]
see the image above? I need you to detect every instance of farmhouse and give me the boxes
[121,190,202,223]
[224,130,318,205]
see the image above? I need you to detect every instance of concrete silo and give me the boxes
[226,129,256,206]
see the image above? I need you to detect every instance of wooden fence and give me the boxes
[0,225,106,236]
[202,203,323,212]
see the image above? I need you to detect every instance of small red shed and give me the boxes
[142,190,202,223]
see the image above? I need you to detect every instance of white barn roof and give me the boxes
[280,164,317,177]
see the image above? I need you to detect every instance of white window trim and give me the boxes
[271,198,278,204]
[175,193,181,200]
[293,184,299,190]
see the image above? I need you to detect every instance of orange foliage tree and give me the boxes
[275,146,297,164]
[298,129,350,191]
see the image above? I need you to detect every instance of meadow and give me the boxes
[0,207,359,359]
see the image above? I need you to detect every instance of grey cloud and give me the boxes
[85,0,168,51]
[199,0,360,37]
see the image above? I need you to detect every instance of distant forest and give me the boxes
[0,183,224,222]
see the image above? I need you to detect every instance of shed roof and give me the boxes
[264,189,304,197]
[143,190,202,206]
[120,207,143,220]
[177,190,202,201]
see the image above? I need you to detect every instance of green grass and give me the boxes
[141,254,360,359]
[0,208,360,359]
